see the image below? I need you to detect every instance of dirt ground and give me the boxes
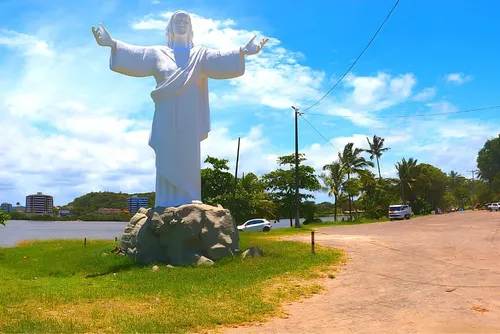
[223,211,500,334]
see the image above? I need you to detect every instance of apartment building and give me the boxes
[126,196,149,214]
[25,192,54,215]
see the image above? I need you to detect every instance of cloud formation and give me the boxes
[445,72,472,85]
[0,9,490,207]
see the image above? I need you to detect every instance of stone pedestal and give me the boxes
[119,203,240,265]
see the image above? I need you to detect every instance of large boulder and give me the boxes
[119,203,240,265]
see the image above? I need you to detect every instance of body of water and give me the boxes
[0,220,128,247]
[0,216,345,247]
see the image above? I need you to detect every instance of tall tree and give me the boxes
[448,170,460,190]
[321,161,346,222]
[395,157,418,203]
[201,155,234,206]
[446,171,471,208]
[357,172,400,219]
[412,163,449,211]
[365,135,390,179]
[262,153,321,227]
[338,143,375,221]
[477,134,500,197]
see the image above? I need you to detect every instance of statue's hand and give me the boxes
[241,35,268,55]
[92,24,115,48]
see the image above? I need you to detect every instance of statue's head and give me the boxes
[166,10,194,48]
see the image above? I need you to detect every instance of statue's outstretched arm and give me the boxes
[92,23,157,78]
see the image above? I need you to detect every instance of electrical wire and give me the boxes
[303,104,500,119]
[301,0,401,113]
[299,113,341,152]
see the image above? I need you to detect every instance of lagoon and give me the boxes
[0,216,343,247]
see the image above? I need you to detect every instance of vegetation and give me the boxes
[0,233,342,333]
[320,161,346,222]
[477,134,500,201]
[0,211,8,226]
[261,153,321,226]
[338,143,375,221]
[67,191,155,216]
[8,134,500,224]
[365,135,390,179]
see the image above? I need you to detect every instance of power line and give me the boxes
[301,0,401,113]
[299,113,341,152]
[303,104,500,119]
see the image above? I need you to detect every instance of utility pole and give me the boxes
[292,106,301,228]
[232,137,241,210]
[467,169,479,209]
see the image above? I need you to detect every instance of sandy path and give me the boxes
[223,211,500,333]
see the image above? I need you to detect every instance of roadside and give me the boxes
[223,211,500,333]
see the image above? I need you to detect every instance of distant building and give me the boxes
[59,209,71,217]
[98,208,122,215]
[126,196,149,214]
[25,192,54,215]
[0,202,12,213]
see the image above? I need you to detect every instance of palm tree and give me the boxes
[395,157,418,203]
[365,135,390,179]
[448,170,460,190]
[339,143,375,221]
[321,161,346,222]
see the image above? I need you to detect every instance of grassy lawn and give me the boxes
[263,217,392,237]
[0,232,342,333]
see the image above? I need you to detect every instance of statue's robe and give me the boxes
[109,41,245,207]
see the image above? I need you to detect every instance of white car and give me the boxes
[388,204,412,221]
[237,219,272,232]
[489,203,500,212]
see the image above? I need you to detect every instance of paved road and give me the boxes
[224,211,500,333]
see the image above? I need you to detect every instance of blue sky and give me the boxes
[1,0,499,206]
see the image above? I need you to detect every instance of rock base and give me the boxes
[119,203,240,265]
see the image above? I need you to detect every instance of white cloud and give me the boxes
[445,72,472,85]
[0,11,489,208]
[412,87,436,102]
[131,12,325,110]
[0,29,53,56]
[425,100,458,114]
[343,72,416,108]
[300,72,417,128]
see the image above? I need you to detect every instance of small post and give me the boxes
[115,237,118,242]
[84,237,87,247]
[311,231,315,254]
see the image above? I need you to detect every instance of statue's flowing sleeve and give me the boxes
[109,40,158,77]
[202,49,245,79]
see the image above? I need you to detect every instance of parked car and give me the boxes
[237,219,272,232]
[388,204,412,221]
[489,203,500,212]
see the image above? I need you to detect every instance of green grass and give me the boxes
[258,216,392,238]
[0,233,342,333]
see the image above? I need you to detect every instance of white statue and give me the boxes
[92,10,268,208]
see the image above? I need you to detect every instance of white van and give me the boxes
[388,204,412,221]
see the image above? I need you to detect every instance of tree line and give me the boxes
[2,134,499,225]
[201,134,500,224]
